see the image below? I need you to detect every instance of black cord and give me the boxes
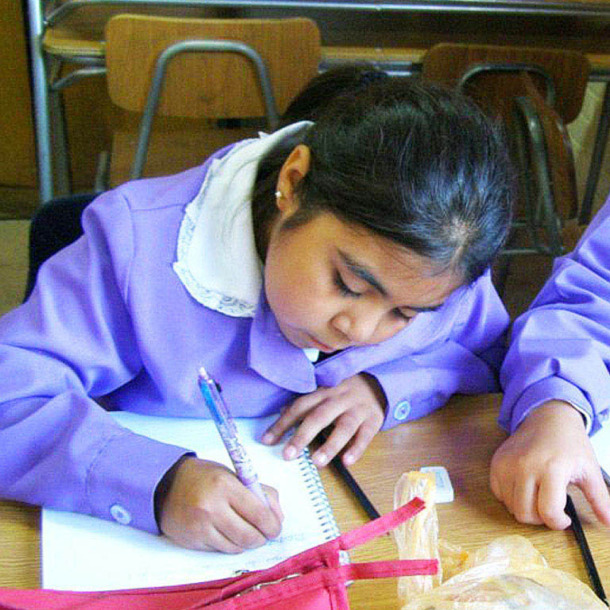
[328,453,381,521]
[565,494,609,606]
[317,428,380,521]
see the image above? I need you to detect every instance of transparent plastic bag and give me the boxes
[392,472,442,599]
[394,471,607,609]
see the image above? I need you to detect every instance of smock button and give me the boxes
[109,503,132,525]
[393,400,411,421]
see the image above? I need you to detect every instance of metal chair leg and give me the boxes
[512,96,564,258]
[580,82,610,225]
[27,0,54,203]
[48,58,71,196]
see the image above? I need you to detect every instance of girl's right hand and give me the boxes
[158,458,283,553]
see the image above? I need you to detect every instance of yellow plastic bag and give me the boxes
[394,471,607,609]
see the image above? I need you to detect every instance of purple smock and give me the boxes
[500,195,610,435]
[0,146,509,534]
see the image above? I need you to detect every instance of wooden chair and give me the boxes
[422,43,590,264]
[29,1,233,200]
[98,14,321,188]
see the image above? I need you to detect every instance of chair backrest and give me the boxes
[423,43,590,262]
[422,43,590,124]
[104,14,322,120]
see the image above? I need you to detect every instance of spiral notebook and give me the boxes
[42,412,339,591]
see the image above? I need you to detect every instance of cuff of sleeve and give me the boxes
[85,430,192,534]
[562,402,593,434]
[502,377,593,434]
[365,366,437,431]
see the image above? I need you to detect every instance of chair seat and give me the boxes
[43,28,104,58]
[109,126,260,187]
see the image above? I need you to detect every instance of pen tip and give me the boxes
[198,366,210,381]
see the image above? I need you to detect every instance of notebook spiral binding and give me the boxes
[298,448,341,541]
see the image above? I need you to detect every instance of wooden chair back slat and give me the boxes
[422,43,589,124]
[104,15,322,119]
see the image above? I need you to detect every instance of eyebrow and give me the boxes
[338,250,445,313]
[340,250,388,296]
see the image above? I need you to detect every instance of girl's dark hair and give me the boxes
[279,64,390,126]
[253,68,514,284]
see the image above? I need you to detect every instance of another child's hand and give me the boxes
[262,373,386,467]
[490,400,610,529]
[159,458,283,553]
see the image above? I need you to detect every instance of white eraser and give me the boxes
[420,466,454,503]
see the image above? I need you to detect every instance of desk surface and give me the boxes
[1,393,608,608]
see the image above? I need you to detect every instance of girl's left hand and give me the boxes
[490,400,610,529]
[262,373,386,467]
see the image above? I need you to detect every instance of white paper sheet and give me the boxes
[42,413,339,591]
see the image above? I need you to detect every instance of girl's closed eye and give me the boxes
[333,270,362,298]
[334,269,414,322]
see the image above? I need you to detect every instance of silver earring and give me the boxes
[275,190,282,199]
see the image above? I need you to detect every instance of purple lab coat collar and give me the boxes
[248,291,317,393]
[247,281,468,394]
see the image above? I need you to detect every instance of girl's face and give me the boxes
[263,146,464,353]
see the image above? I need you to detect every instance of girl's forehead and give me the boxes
[335,223,464,306]
[340,220,451,279]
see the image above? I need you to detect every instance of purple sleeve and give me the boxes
[0,191,189,533]
[500,197,610,434]
[367,270,509,430]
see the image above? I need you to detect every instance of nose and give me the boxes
[331,306,385,346]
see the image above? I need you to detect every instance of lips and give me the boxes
[308,334,341,353]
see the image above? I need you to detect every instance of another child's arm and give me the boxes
[157,458,283,553]
[497,198,610,528]
[490,400,610,529]
[262,373,385,467]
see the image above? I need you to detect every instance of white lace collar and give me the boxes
[173,122,312,317]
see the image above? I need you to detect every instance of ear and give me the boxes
[275,145,311,214]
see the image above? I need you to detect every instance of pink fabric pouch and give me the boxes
[0,498,436,609]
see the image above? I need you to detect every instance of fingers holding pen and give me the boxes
[212,483,282,551]
[489,401,610,530]
[159,458,283,553]
[236,483,284,540]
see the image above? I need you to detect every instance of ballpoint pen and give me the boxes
[197,366,269,505]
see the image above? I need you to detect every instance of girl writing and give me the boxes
[0,75,512,553]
